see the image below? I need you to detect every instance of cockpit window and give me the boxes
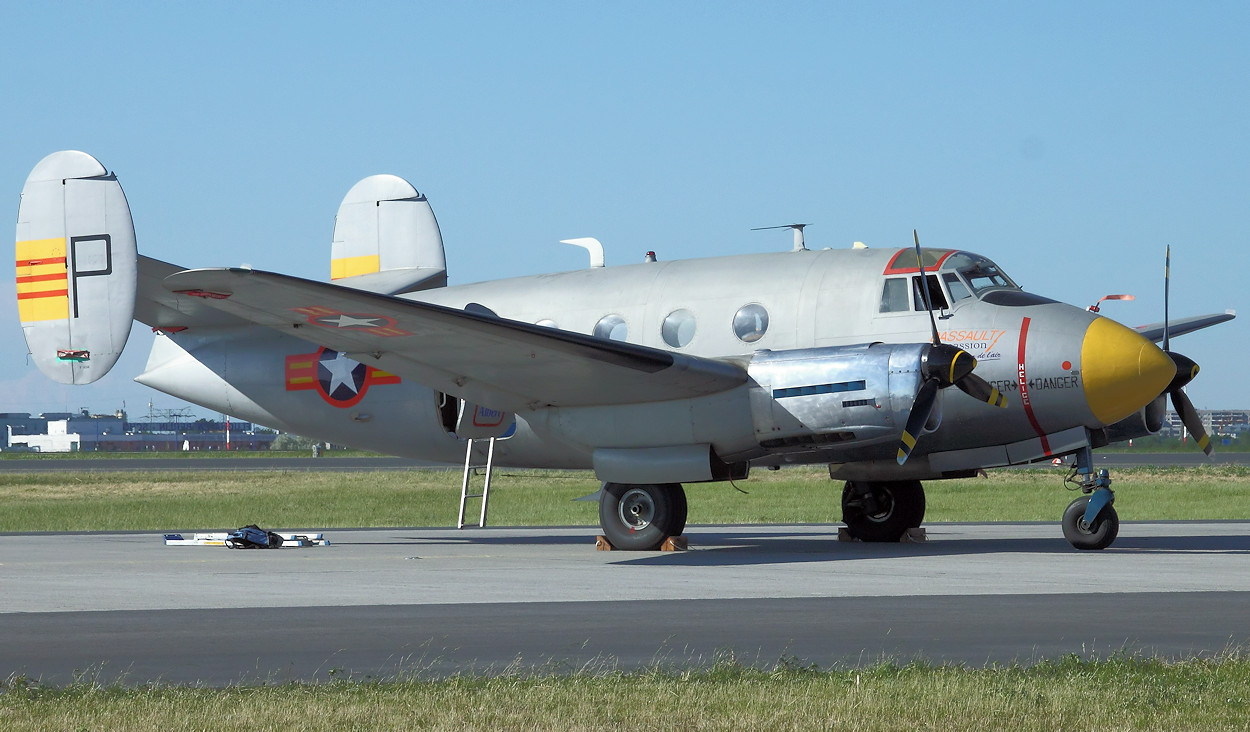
[943,253,1019,297]
[943,272,972,302]
[912,274,948,311]
[880,278,910,313]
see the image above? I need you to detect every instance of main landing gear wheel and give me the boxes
[1062,494,1119,551]
[841,480,925,542]
[599,482,685,551]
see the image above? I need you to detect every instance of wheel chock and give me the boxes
[836,527,926,543]
[594,535,688,551]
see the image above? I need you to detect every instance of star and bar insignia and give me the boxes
[285,347,400,408]
[292,306,413,337]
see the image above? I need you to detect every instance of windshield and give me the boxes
[943,252,1018,296]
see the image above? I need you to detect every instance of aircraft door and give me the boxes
[436,392,516,439]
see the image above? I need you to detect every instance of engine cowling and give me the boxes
[1096,394,1166,445]
[747,343,930,454]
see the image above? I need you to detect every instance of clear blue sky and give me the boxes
[3,2,1246,418]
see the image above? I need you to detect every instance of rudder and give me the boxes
[16,151,137,384]
[330,174,447,295]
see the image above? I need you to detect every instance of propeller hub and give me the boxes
[923,344,977,387]
[1165,351,1200,392]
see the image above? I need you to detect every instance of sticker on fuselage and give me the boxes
[285,347,401,408]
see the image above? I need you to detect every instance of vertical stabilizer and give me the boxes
[330,174,447,295]
[15,151,138,384]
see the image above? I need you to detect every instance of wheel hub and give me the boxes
[618,488,655,530]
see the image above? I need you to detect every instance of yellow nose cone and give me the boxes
[1081,318,1175,426]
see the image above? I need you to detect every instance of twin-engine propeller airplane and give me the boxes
[15,151,1235,550]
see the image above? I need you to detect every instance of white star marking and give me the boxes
[323,352,361,395]
[322,314,382,328]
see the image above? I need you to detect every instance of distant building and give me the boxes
[1160,409,1249,437]
[3,409,276,452]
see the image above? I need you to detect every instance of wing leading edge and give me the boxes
[160,267,748,411]
[1133,310,1236,343]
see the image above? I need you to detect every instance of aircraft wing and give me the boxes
[134,256,251,329]
[1132,311,1236,343]
[160,267,749,410]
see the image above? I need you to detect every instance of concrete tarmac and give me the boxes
[3,522,1249,685]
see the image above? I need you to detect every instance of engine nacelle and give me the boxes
[1097,394,1166,445]
[747,343,929,454]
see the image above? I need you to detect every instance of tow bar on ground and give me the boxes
[162,532,331,547]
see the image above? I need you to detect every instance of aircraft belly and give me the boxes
[534,387,758,462]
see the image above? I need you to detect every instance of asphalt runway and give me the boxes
[1,451,1247,473]
[3,522,1249,686]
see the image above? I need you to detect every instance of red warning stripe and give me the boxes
[1016,317,1051,455]
[16,256,67,267]
[16,272,69,284]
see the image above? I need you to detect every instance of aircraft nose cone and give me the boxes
[1081,317,1175,426]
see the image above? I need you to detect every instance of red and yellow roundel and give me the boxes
[284,347,400,408]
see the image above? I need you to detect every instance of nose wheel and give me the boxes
[1062,493,1119,550]
[1060,445,1119,550]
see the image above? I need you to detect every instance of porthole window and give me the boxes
[535,319,559,328]
[733,304,769,343]
[661,309,697,348]
[593,314,628,341]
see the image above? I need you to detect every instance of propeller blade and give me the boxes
[897,378,940,466]
[913,230,942,347]
[955,372,1009,409]
[1163,245,1171,351]
[1170,386,1213,457]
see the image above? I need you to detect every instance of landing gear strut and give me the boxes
[1060,445,1119,550]
[598,482,687,551]
[841,480,926,542]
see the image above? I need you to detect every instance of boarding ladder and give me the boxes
[457,437,497,528]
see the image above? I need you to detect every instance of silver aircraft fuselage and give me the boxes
[136,245,1172,481]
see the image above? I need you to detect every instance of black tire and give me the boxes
[666,484,688,537]
[1062,495,1119,550]
[841,480,925,542]
[599,482,676,551]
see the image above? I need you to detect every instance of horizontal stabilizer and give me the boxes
[161,267,748,410]
[15,151,137,384]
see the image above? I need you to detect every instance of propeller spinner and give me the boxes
[897,232,1008,465]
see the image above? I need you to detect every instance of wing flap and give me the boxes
[161,267,748,410]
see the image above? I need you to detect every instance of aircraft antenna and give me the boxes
[560,238,605,268]
[751,224,808,252]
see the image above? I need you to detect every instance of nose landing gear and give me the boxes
[1060,445,1119,550]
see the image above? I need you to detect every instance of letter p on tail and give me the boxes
[16,151,137,384]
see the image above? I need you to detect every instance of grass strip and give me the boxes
[3,654,1249,730]
[1,466,1249,533]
